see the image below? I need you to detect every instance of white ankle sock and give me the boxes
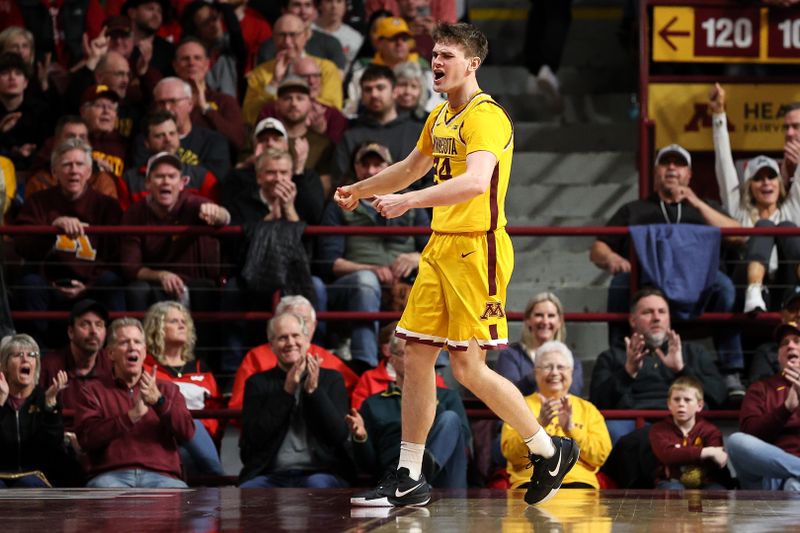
[398,441,425,480]
[524,427,555,458]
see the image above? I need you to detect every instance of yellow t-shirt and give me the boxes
[416,92,513,233]
[501,393,612,489]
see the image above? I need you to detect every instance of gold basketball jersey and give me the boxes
[417,92,514,233]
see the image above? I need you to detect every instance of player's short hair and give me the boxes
[360,64,396,87]
[668,376,704,402]
[432,22,489,63]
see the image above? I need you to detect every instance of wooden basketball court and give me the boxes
[1,488,798,531]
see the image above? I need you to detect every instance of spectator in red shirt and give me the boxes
[120,151,231,312]
[142,301,224,476]
[75,317,195,488]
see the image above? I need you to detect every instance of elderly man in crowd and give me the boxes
[14,138,124,345]
[727,321,800,490]
[75,317,195,488]
[229,295,356,408]
[239,312,353,488]
[502,341,611,489]
[130,77,231,179]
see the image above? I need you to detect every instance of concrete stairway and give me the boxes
[469,0,639,383]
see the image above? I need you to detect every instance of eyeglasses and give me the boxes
[535,364,571,373]
[298,72,322,80]
[89,101,118,111]
[9,351,40,359]
[751,174,779,183]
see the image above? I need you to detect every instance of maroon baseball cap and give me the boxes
[81,84,120,107]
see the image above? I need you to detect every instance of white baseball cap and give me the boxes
[253,117,288,142]
[655,144,691,167]
[743,155,780,182]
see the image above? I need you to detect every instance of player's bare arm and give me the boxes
[373,150,497,219]
[334,149,433,211]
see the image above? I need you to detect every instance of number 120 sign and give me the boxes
[653,6,800,63]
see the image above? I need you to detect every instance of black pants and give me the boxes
[736,219,800,309]
[524,0,573,74]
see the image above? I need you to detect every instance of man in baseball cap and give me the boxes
[655,144,692,168]
[749,287,800,383]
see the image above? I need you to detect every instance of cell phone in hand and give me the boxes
[53,279,74,288]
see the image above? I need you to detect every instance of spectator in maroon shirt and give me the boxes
[13,138,125,347]
[40,299,113,412]
[74,317,194,488]
[727,321,800,490]
[172,38,246,153]
[120,151,231,312]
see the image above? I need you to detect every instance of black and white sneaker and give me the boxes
[351,467,431,507]
[524,436,580,505]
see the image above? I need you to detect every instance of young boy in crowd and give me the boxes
[648,376,730,489]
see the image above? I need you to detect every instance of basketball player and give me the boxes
[336,22,579,507]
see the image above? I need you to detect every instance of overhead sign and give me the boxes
[648,83,800,151]
[653,6,800,63]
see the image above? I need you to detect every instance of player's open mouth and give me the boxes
[433,69,445,81]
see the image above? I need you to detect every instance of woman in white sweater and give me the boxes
[711,84,800,313]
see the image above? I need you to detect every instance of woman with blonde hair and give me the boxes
[143,301,224,476]
[495,292,583,396]
[711,84,800,313]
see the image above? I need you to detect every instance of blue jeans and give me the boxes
[180,420,224,476]
[87,469,188,488]
[0,474,49,488]
[727,432,800,490]
[426,410,469,489]
[327,270,381,367]
[239,471,348,488]
[605,419,638,446]
[607,272,744,370]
